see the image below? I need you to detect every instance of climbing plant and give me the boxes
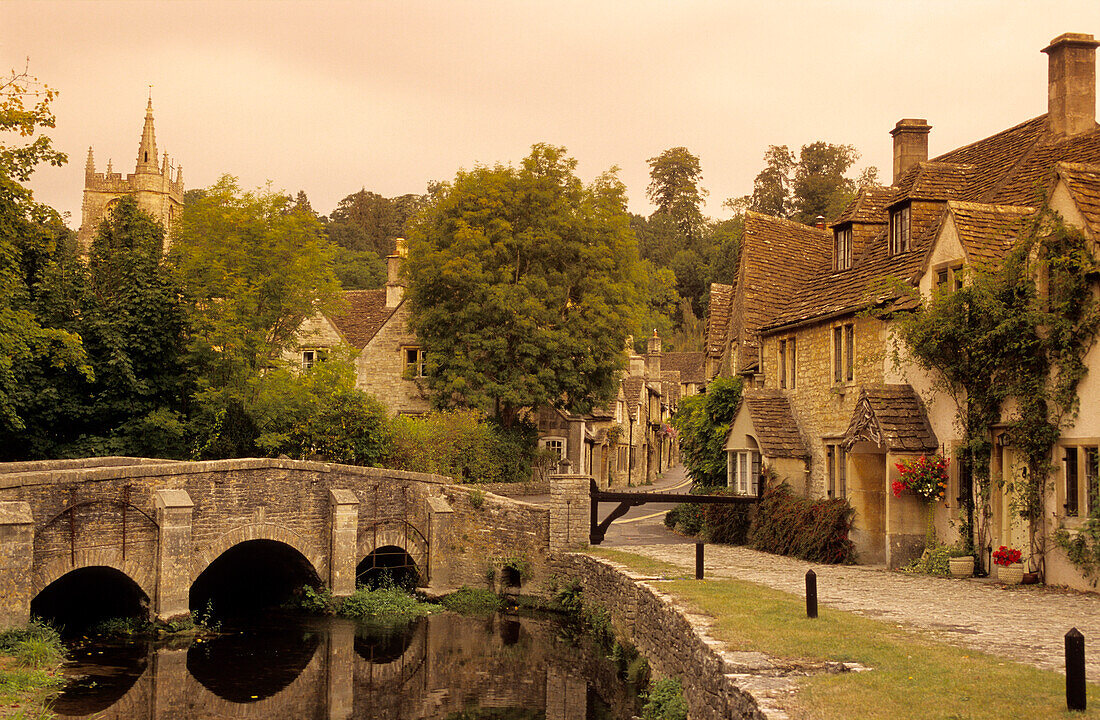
[895,209,1100,577]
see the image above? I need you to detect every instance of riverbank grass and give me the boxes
[0,622,65,717]
[594,549,1100,720]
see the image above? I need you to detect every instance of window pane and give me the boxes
[838,447,847,498]
[827,446,835,497]
[833,327,842,382]
[751,452,761,496]
[1066,447,1079,517]
[1087,447,1099,514]
[779,340,786,389]
[845,324,854,381]
[789,338,796,390]
[739,452,749,495]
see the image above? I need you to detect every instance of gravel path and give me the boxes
[613,542,1100,682]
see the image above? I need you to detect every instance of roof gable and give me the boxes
[1054,162,1100,238]
[844,385,937,452]
[328,290,400,349]
[705,283,734,358]
[729,389,809,459]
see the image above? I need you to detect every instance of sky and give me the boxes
[3,1,1099,228]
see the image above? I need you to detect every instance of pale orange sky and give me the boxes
[3,1,1099,227]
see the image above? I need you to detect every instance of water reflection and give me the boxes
[50,612,639,720]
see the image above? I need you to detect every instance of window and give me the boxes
[827,444,847,498]
[835,227,852,270]
[778,337,796,389]
[729,450,762,496]
[403,347,426,378]
[302,350,316,370]
[890,205,911,255]
[779,340,786,389]
[617,445,629,473]
[1062,445,1100,518]
[934,264,965,292]
[832,324,855,384]
[541,437,566,463]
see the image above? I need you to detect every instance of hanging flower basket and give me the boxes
[892,454,950,502]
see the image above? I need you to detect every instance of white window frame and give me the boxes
[301,349,317,370]
[835,226,853,270]
[540,436,567,463]
[728,449,761,496]
[890,204,911,255]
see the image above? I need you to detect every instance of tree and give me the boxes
[646,147,707,242]
[170,175,344,456]
[333,246,385,289]
[405,144,641,428]
[0,64,88,436]
[325,189,424,257]
[739,142,877,225]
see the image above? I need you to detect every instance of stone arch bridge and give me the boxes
[0,457,572,625]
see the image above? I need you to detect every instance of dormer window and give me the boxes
[835,226,852,270]
[890,205,911,255]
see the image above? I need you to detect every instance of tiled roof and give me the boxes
[328,290,398,349]
[621,376,645,414]
[844,384,937,452]
[933,115,1050,202]
[831,185,893,226]
[742,389,809,459]
[706,283,734,358]
[890,162,977,204]
[987,126,1100,206]
[945,201,1035,268]
[1056,162,1100,237]
[662,352,706,384]
[738,212,832,335]
[660,370,682,406]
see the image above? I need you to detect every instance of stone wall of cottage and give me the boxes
[284,313,345,366]
[761,313,888,494]
[355,302,431,415]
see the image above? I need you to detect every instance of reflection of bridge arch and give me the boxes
[192,522,325,583]
[358,520,428,583]
[354,616,428,690]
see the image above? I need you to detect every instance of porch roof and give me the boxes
[844,384,938,452]
[741,389,809,459]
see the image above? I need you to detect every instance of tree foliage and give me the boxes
[740,142,877,225]
[325,189,423,257]
[671,376,743,487]
[646,147,706,241]
[405,144,641,428]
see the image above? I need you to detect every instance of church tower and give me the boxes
[77,99,185,253]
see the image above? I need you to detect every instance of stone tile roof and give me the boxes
[844,384,937,452]
[831,185,893,226]
[742,389,809,459]
[706,283,734,358]
[621,376,646,415]
[661,370,682,406]
[945,201,1036,268]
[663,351,706,384]
[1056,162,1100,237]
[328,290,398,349]
[932,115,1050,202]
[890,162,977,204]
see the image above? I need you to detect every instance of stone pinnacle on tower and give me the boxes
[135,97,159,174]
[85,147,95,175]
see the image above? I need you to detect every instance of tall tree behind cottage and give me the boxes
[405,144,642,429]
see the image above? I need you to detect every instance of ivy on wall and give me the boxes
[895,209,1100,577]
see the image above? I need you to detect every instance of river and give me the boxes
[47,610,643,720]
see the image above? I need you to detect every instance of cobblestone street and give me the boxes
[613,541,1100,682]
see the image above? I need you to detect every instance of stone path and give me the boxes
[614,542,1100,683]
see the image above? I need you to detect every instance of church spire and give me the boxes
[135,97,159,174]
[85,147,95,175]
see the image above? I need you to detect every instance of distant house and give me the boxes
[708,32,1100,586]
[288,239,430,416]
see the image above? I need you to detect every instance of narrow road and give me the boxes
[596,464,696,546]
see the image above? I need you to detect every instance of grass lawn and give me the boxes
[586,548,1100,720]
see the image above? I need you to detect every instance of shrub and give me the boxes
[700,488,755,544]
[642,677,688,720]
[671,377,743,487]
[903,544,951,576]
[385,410,537,483]
[441,587,503,614]
[746,483,855,564]
[0,622,63,670]
[337,586,438,619]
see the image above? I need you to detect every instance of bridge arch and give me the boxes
[31,565,150,634]
[192,522,325,584]
[357,520,428,586]
[34,551,154,602]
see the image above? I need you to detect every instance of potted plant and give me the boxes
[947,545,975,578]
[992,545,1024,584]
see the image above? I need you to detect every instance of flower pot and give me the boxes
[997,563,1024,584]
[949,556,975,578]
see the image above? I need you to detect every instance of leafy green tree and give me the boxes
[325,189,424,257]
[633,258,679,352]
[333,246,386,289]
[739,142,877,225]
[171,175,344,456]
[646,147,707,242]
[0,66,88,437]
[406,144,641,428]
[671,376,743,487]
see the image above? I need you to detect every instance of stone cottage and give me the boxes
[709,32,1100,587]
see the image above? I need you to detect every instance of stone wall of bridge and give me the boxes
[0,458,557,626]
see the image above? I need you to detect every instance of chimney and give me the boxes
[1042,33,1099,137]
[890,119,931,185]
[646,330,662,381]
[385,237,407,307]
[813,215,826,230]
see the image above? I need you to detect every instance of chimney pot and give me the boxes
[1042,32,1099,137]
[890,119,931,185]
[814,215,826,229]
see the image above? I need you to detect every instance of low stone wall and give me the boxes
[473,479,550,497]
[551,553,767,720]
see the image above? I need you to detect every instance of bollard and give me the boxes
[805,569,818,619]
[1067,627,1086,711]
[695,542,704,580]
